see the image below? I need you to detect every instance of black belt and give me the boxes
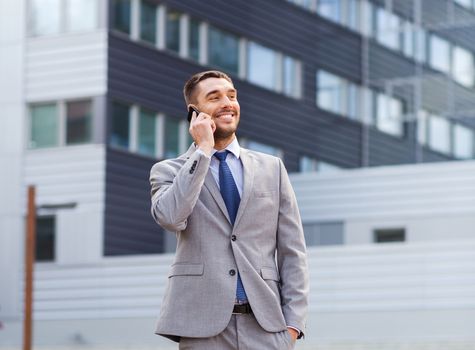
[232,303,252,314]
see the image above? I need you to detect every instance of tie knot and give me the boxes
[214,150,229,162]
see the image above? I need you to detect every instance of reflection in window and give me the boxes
[113,0,131,34]
[110,102,130,149]
[36,216,55,262]
[247,42,277,90]
[347,82,359,120]
[138,108,156,157]
[346,0,360,31]
[30,0,61,36]
[376,94,403,137]
[166,10,181,53]
[140,0,157,44]
[66,100,92,145]
[452,46,474,87]
[30,104,58,148]
[208,26,239,75]
[454,0,472,9]
[189,18,200,61]
[430,35,451,73]
[318,0,340,22]
[317,71,344,115]
[428,114,451,154]
[415,27,427,63]
[454,124,474,159]
[68,0,96,32]
[283,56,300,98]
[164,117,180,158]
[403,21,415,58]
[376,8,400,51]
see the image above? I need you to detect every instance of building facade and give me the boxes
[1,0,475,346]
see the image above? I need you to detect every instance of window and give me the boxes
[166,10,181,53]
[403,20,415,58]
[376,8,400,51]
[303,222,344,246]
[347,82,360,120]
[283,56,301,98]
[110,102,130,149]
[376,94,403,137]
[454,124,474,159]
[140,0,157,44]
[247,42,277,90]
[374,228,405,243]
[317,70,344,115]
[244,140,283,158]
[318,0,341,22]
[430,35,451,73]
[30,104,58,148]
[189,18,200,61]
[113,0,131,34]
[67,0,97,32]
[30,0,61,36]
[345,0,360,31]
[36,216,55,262]
[428,114,451,154]
[454,0,472,9]
[208,26,239,75]
[416,110,429,146]
[66,100,92,145]
[137,108,156,157]
[415,27,427,63]
[452,46,474,87]
[164,116,180,158]
[299,156,318,172]
[299,156,342,173]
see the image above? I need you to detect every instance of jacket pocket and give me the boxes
[168,263,204,278]
[260,267,280,281]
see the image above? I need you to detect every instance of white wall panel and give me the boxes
[25,31,107,102]
[291,160,475,243]
[13,239,473,346]
[0,0,25,320]
[24,145,106,265]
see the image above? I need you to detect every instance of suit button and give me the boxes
[229,269,236,276]
[231,235,236,241]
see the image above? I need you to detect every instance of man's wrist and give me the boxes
[197,144,213,157]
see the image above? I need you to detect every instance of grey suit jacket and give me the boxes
[149,144,309,342]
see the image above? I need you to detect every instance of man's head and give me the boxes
[183,70,240,141]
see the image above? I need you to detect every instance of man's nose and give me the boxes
[221,96,233,107]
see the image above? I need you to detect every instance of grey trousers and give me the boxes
[178,314,296,350]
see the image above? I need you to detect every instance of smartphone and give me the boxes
[187,106,200,122]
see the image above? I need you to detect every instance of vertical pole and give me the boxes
[23,186,36,350]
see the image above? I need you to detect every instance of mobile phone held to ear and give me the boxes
[187,106,200,122]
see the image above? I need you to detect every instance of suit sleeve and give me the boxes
[149,150,211,232]
[276,158,309,335]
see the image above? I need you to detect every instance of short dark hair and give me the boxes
[183,70,233,105]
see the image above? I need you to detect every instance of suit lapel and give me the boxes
[203,170,231,224]
[234,148,255,229]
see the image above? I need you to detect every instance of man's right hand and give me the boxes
[189,110,215,156]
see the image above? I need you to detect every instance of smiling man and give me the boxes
[149,70,309,350]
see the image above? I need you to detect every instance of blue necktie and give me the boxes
[214,151,248,302]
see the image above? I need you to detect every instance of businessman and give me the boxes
[150,70,309,349]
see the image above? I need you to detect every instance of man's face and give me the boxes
[193,77,240,140]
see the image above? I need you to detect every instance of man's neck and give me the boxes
[214,135,236,151]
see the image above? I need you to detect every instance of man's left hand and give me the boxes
[287,327,298,341]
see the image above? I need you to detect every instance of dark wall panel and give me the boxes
[104,148,164,255]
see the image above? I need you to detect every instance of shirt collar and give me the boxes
[214,137,241,159]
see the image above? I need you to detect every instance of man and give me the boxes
[149,70,308,349]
